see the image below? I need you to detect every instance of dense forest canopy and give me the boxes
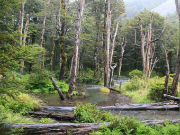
[0,0,179,83]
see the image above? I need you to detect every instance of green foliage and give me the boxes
[77,68,100,84]
[148,82,172,102]
[128,69,143,78]
[74,103,112,123]
[0,110,12,135]
[76,104,180,135]
[39,118,54,123]
[0,92,40,114]
[24,69,72,93]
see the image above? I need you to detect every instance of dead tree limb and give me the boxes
[49,76,65,100]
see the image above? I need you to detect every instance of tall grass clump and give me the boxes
[120,72,180,103]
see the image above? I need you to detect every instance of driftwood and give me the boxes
[10,122,110,135]
[42,103,179,112]
[49,76,65,100]
[163,94,180,102]
[141,119,180,126]
[29,111,75,121]
[9,119,180,134]
[108,87,121,92]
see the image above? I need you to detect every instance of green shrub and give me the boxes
[0,92,40,114]
[148,82,172,102]
[74,104,112,123]
[39,118,54,123]
[128,69,142,78]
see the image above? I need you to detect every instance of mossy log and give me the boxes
[42,103,179,112]
[108,87,121,92]
[163,94,179,102]
[9,119,180,134]
[29,111,75,121]
[10,122,110,135]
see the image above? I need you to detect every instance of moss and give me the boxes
[100,87,110,94]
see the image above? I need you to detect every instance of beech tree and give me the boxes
[68,0,85,98]
[171,0,180,96]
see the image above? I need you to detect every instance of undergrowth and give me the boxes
[119,74,180,103]
[74,104,180,135]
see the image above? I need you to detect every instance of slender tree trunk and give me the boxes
[67,0,85,98]
[109,63,117,87]
[104,0,111,87]
[162,44,170,94]
[109,22,119,65]
[68,56,73,80]
[117,37,126,79]
[20,14,29,74]
[94,32,99,76]
[20,2,25,74]
[138,17,146,76]
[50,37,55,72]
[40,0,50,68]
[172,0,180,96]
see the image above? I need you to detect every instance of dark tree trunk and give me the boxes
[172,0,180,96]
[59,0,67,81]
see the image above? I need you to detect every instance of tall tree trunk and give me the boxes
[59,0,67,81]
[104,0,111,87]
[50,37,55,72]
[67,0,85,98]
[162,44,170,94]
[20,14,29,74]
[172,0,180,96]
[94,32,99,76]
[117,37,126,79]
[20,2,25,74]
[138,17,146,76]
[39,0,50,69]
[139,15,166,77]
[109,22,119,65]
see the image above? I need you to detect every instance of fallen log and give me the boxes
[9,119,180,134]
[141,119,180,126]
[10,122,110,135]
[49,76,65,100]
[29,111,75,121]
[108,87,121,92]
[163,94,179,102]
[42,103,179,112]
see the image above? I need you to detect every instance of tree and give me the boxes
[68,0,85,98]
[139,14,166,77]
[171,0,180,96]
[117,37,126,79]
[104,0,111,87]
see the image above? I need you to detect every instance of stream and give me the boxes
[31,77,179,121]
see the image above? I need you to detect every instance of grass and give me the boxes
[116,76,180,103]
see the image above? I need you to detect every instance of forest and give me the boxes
[0,0,180,134]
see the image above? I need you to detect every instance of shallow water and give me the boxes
[31,77,179,121]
